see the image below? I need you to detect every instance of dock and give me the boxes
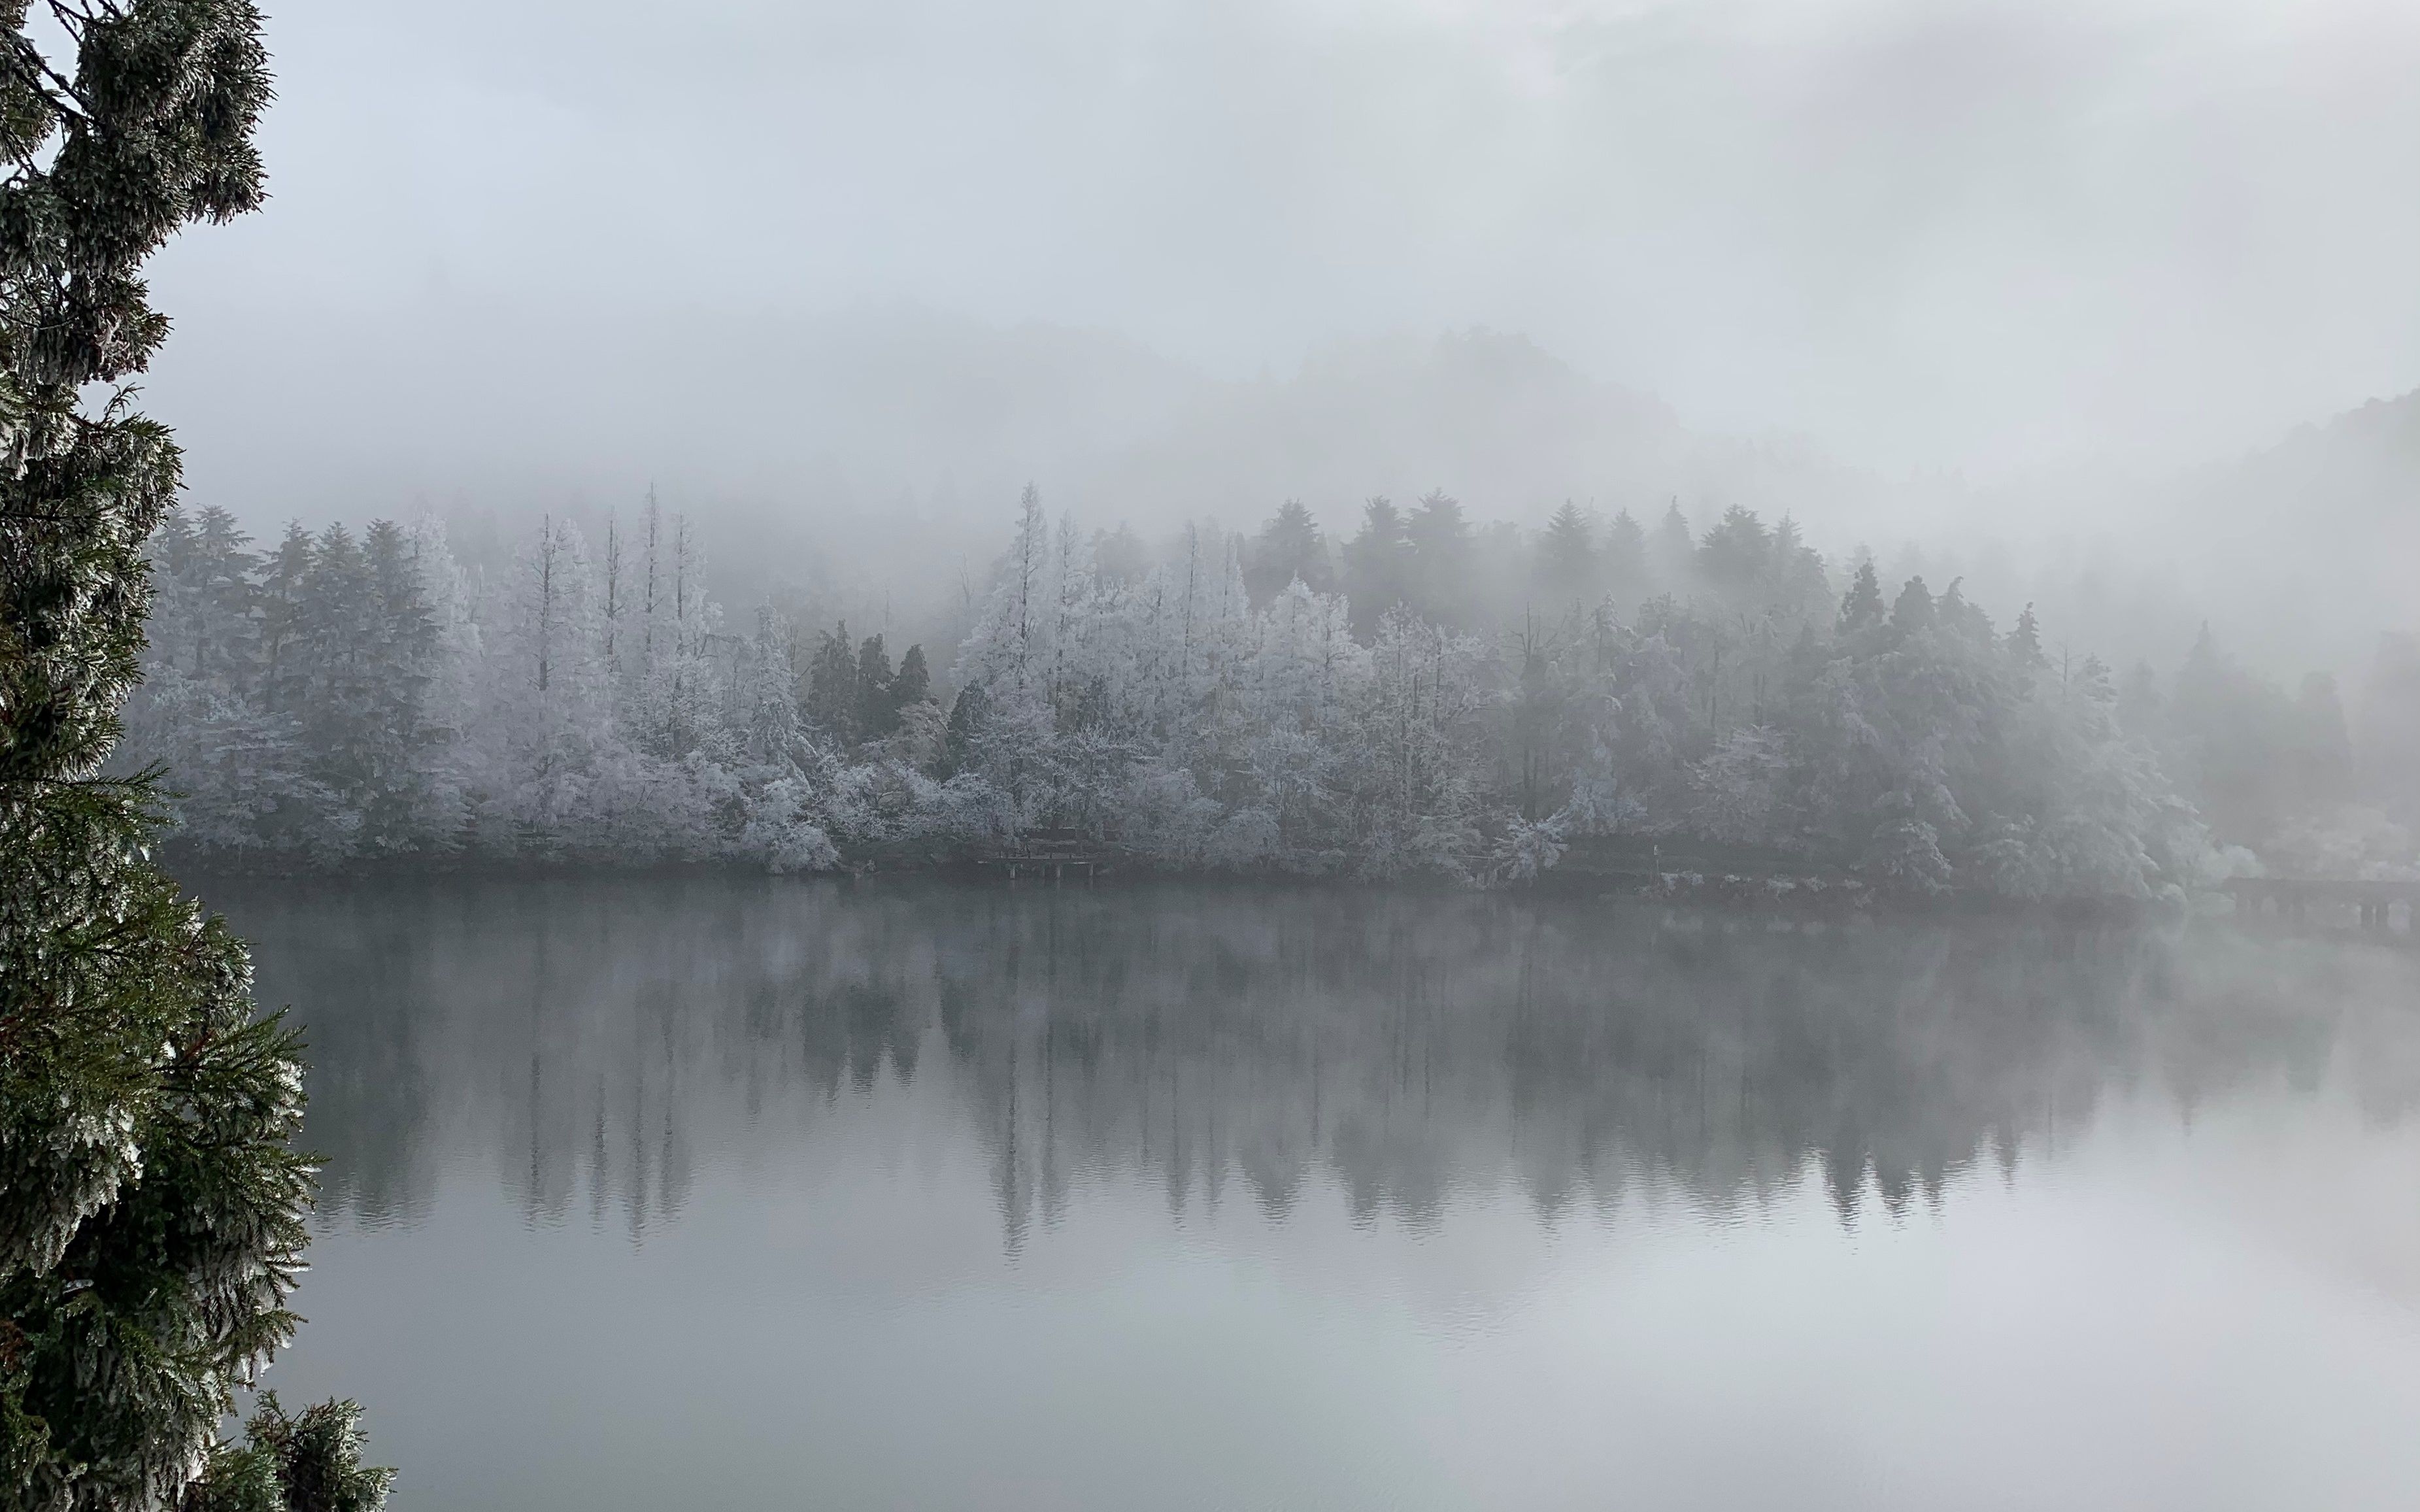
[2220,877,2419,932]
[975,828,1117,882]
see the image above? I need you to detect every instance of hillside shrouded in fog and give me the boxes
[138,0,2419,679]
[17,3,2419,1507]
[105,0,2420,889]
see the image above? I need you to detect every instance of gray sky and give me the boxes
[144,0,2420,519]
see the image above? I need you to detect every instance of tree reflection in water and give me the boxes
[214,877,2420,1248]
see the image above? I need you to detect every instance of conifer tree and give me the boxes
[146,505,255,687]
[1600,507,1648,606]
[1765,517,1833,622]
[1694,505,1771,599]
[891,644,932,712]
[1838,559,1885,634]
[1650,501,1696,590]
[1242,500,1331,603]
[805,622,859,744]
[2009,603,2047,668]
[1534,501,1595,607]
[1341,497,1410,638]
[1404,488,1473,627]
[941,680,990,779]
[1888,575,1936,637]
[254,522,314,718]
[0,7,384,1507]
[854,633,896,739]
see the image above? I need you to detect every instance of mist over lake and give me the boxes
[10,1,2419,1507]
[207,877,2420,1512]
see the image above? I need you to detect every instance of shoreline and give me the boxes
[158,847,2272,930]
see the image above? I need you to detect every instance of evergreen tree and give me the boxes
[2074,652,2116,703]
[736,606,801,766]
[805,622,859,744]
[1,7,383,1509]
[255,522,315,718]
[1765,516,1833,620]
[1650,501,1696,592]
[490,516,614,845]
[182,1396,391,1512]
[1243,500,1332,603]
[1534,501,1596,607]
[941,680,991,779]
[855,633,897,739]
[1600,508,1648,606]
[356,520,442,849]
[1695,505,1771,600]
[891,644,932,711]
[1341,496,1411,639]
[1838,560,1885,635]
[2009,603,2047,669]
[290,523,380,852]
[1888,575,1936,638]
[188,507,259,686]
[1404,488,1473,626]
[146,505,257,689]
[1934,578,1991,643]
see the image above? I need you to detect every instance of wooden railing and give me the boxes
[2219,877,2418,930]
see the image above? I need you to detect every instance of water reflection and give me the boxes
[216,878,2420,1249]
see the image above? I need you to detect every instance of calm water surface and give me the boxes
[207,878,2420,1511]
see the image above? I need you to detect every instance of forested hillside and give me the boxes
[122,486,2418,894]
[2153,388,2420,679]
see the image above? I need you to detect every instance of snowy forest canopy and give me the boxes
[120,488,2420,895]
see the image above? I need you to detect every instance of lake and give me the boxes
[205,877,2420,1511]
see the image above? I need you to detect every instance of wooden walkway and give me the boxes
[975,828,1117,882]
[2220,877,2419,930]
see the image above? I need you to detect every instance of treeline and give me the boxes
[124,488,2419,891]
[2130,629,2419,877]
[1236,492,1830,637]
[947,489,2209,893]
[127,501,935,868]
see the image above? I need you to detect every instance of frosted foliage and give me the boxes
[120,495,2255,898]
[124,509,856,869]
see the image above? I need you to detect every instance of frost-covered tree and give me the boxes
[801,620,860,744]
[116,482,2250,900]
[1,5,385,1509]
[480,516,615,847]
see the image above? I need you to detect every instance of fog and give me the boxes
[148,1,2418,523]
[114,0,2420,883]
[220,878,2420,1511]
[32,7,2420,1505]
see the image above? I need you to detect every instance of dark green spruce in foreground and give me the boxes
[0,4,384,1508]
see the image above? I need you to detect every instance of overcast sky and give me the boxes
[144,0,2420,512]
